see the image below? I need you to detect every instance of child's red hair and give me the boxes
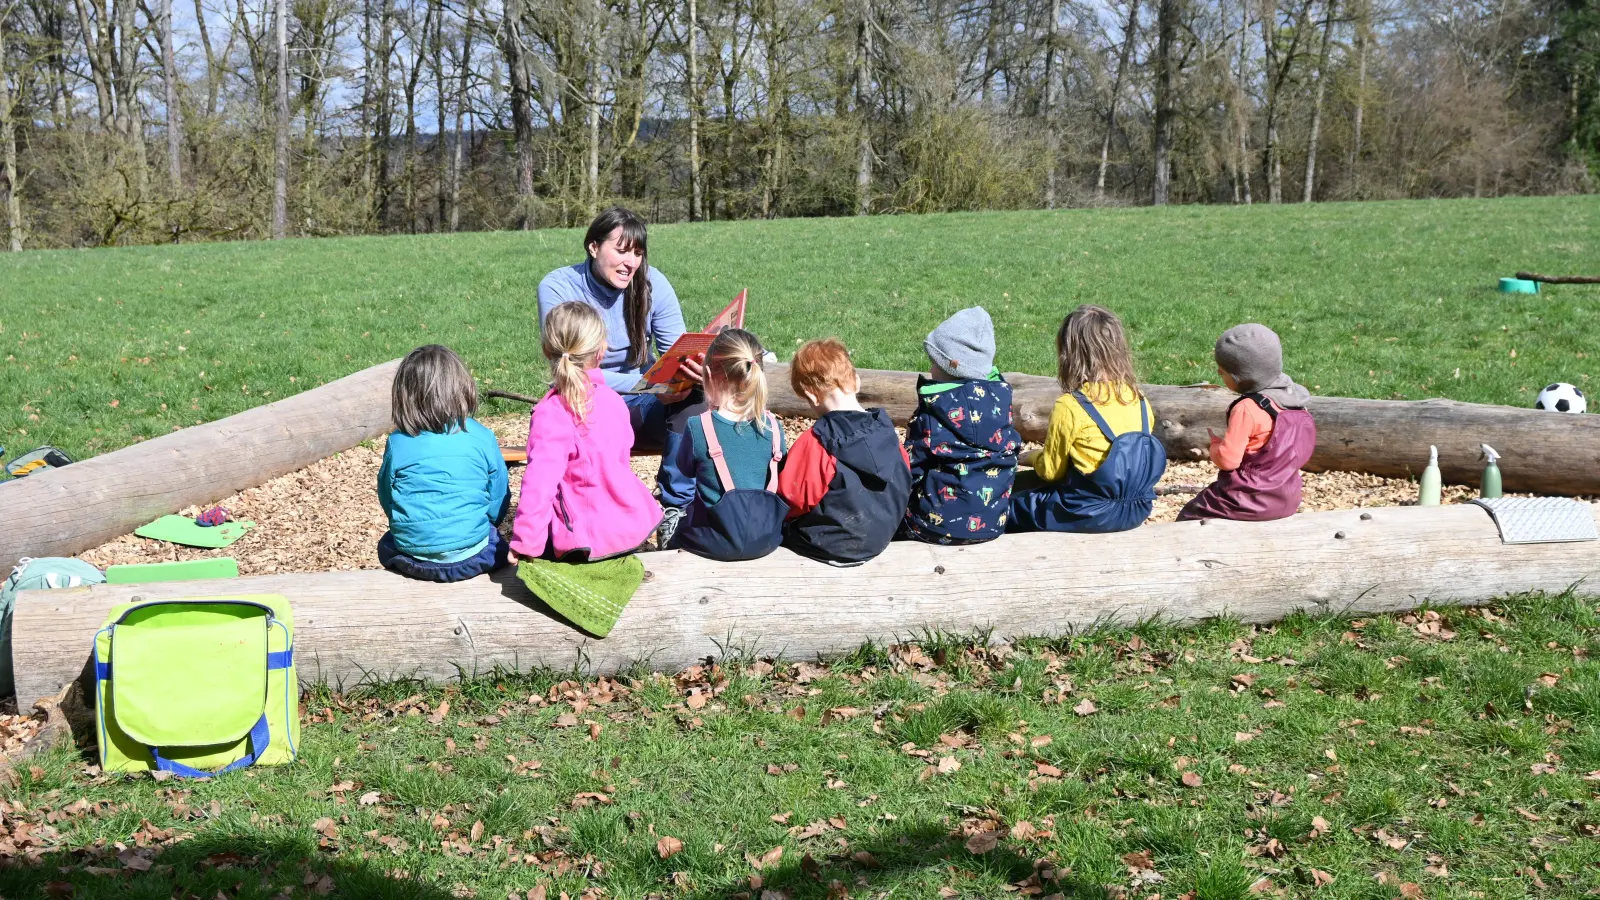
[790,338,857,400]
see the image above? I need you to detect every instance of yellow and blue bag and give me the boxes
[94,594,299,777]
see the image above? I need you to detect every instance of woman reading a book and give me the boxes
[537,206,704,451]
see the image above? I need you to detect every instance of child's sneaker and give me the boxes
[656,505,685,550]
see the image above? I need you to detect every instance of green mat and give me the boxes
[105,558,240,584]
[134,515,256,549]
[516,555,644,638]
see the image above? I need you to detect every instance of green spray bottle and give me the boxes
[1479,444,1502,499]
[1418,446,1442,506]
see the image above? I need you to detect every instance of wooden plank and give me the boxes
[765,364,1600,496]
[0,359,400,576]
[15,503,1598,707]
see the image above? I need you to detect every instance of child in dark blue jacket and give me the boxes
[377,345,511,582]
[902,307,1021,544]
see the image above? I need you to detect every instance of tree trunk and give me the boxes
[586,59,600,217]
[72,0,114,129]
[500,0,534,229]
[160,0,182,187]
[18,503,1600,708]
[1151,0,1178,205]
[1234,0,1252,204]
[1301,0,1335,203]
[1041,0,1060,208]
[193,0,219,117]
[374,0,394,227]
[159,0,182,186]
[1261,0,1279,203]
[685,0,702,220]
[0,4,22,251]
[853,0,872,216]
[272,0,289,238]
[449,0,471,232]
[1348,0,1367,190]
[1097,0,1139,201]
[433,0,446,231]
[112,0,146,190]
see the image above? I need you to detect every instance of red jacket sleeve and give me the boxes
[779,428,836,521]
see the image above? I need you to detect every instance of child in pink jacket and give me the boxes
[509,302,661,561]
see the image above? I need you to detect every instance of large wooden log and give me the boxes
[0,359,401,576]
[764,364,1600,496]
[15,503,1598,707]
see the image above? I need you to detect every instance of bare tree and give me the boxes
[273,0,289,238]
[0,0,21,250]
[1347,0,1367,188]
[448,0,470,231]
[499,0,534,228]
[1097,0,1138,200]
[1041,0,1061,208]
[1152,0,1178,204]
[160,0,182,186]
[1301,0,1336,201]
[684,0,702,219]
[854,0,872,215]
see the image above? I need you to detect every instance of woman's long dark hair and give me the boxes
[584,207,653,369]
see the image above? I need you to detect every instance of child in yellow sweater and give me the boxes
[1010,305,1166,533]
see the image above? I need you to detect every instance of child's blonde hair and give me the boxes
[704,328,770,432]
[542,302,607,422]
[392,344,478,437]
[1056,304,1140,405]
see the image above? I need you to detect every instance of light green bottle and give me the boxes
[1479,444,1503,499]
[1418,445,1442,506]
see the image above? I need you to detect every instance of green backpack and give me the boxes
[94,594,299,777]
[3,557,106,698]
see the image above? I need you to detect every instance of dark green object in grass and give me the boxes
[106,558,241,584]
[516,555,644,638]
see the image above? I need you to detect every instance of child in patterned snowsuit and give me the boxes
[901,307,1021,544]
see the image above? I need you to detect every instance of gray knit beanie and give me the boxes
[1214,323,1311,408]
[925,307,996,381]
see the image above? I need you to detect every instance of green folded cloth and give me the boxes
[134,515,256,549]
[516,555,644,638]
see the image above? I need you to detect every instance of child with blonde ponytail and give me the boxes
[657,328,790,560]
[510,302,661,561]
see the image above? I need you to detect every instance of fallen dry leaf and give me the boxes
[1181,771,1203,788]
[1311,870,1335,888]
[428,700,450,725]
[1073,698,1097,717]
[1121,850,1154,870]
[657,836,684,859]
[358,791,381,806]
[965,830,1001,855]
[749,845,784,871]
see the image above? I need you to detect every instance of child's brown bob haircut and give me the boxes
[789,338,857,401]
[392,344,478,437]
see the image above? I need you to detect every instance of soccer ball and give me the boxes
[1535,382,1587,414]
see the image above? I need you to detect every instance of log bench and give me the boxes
[14,503,1599,708]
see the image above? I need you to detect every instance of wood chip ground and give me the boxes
[77,413,1495,576]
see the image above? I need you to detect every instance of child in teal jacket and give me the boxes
[377,345,511,582]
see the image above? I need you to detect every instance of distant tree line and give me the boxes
[0,0,1594,248]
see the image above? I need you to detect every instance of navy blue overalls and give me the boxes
[1007,392,1166,534]
[672,411,790,561]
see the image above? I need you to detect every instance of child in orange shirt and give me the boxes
[1179,324,1316,521]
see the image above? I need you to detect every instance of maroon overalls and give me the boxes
[1178,393,1316,522]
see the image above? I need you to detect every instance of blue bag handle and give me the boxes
[152,714,271,779]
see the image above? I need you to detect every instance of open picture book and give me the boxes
[624,289,747,394]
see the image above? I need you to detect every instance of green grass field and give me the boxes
[2,594,1596,899]
[2,196,1597,460]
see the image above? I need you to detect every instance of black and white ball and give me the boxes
[1535,382,1587,414]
